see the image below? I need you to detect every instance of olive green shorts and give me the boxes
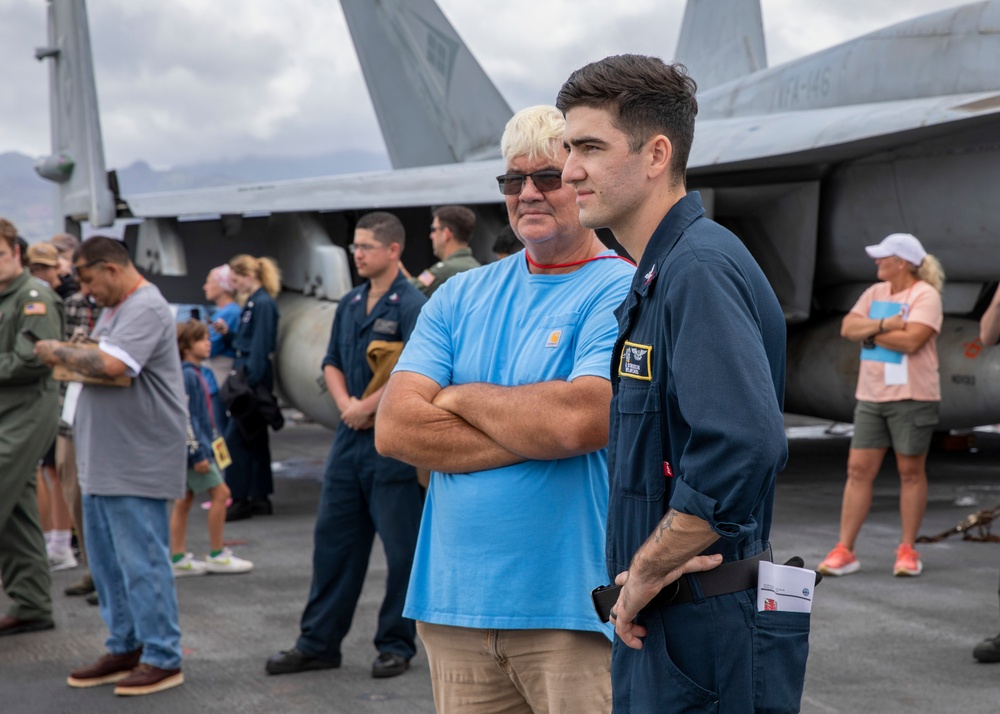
[851,400,939,455]
[186,461,225,495]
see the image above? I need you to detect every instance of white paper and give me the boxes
[757,561,815,613]
[885,354,909,386]
[61,381,83,427]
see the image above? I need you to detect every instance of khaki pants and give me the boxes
[417,621,611,714]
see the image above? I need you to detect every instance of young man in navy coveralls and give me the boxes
[266,211,426,679]
[558,55,807,713]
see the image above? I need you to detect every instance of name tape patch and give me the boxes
[619,341,652,381]
[373,318,399,335]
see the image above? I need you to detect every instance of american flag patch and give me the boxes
[23,302,47,316]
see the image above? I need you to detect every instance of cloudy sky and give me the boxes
[0,0,971,171]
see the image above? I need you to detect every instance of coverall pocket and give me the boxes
[752,610,810,714]
[613,383,664,500]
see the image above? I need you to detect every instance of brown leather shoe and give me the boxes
[67,649,142,688]
[0,614,54,637]
[113,663,184,696]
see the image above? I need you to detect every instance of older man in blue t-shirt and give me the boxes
[377,105,634,714]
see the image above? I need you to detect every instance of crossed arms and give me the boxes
[375,371,611,474]
[841,312,936,354]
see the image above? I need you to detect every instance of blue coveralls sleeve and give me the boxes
[245,297,277,387]
[391,280,454,388]
[183,367,211,466]
[569,265,633,381]
[665,261,788,541]
[321,297,352,372]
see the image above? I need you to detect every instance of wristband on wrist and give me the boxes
[878,318,885,333]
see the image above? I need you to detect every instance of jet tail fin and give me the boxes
[675,0,767,91]
[340,0,513,169]
[35,0,115,229]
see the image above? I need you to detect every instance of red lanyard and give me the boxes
[524,252,636,271]
[193,366,216,429]
[107,277,145,317]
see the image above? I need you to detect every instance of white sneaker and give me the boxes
[203,547,253,574]
[49,550,78,572]
[172,553,208,577]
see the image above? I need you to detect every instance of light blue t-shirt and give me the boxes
[394,251,634,635]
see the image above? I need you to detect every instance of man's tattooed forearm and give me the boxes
[54,347,108,378]
[653,509,678,544]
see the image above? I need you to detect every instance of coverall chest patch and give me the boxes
[619,341,652,380]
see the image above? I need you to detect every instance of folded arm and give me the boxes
[375,371,525,473]
[433,376,611,460]
[874,322,936,354]
[843,311,935,354]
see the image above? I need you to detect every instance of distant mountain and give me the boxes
[0,149,392,240]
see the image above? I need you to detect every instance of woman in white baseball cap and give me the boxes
[819,233,944,579]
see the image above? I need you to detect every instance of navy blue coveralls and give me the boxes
[607,193,805,714]
[296,273,426,663]
[223,287,279,501]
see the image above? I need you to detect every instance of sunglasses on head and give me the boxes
[495,170,563,196]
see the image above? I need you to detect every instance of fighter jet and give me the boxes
[34,0,1000,429]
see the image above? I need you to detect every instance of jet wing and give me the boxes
[123,159,506,219]
[691,91,1000,175]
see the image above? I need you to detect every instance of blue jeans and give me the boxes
[83,495,182,670]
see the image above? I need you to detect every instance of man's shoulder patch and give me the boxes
[618,341,652,380]
[417,270,436,287]
[24,302,47,316]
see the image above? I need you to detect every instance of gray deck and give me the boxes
[3,416,1000,713]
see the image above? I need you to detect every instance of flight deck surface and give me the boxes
[3,416,1000,713]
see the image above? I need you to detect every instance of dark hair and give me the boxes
[556,55,698,186]
[492,225,522,256]
[176,319,209,358]
[16,236,29,267]
[73,235,131,267]
[433,205,476,245]
[356,211,405,251]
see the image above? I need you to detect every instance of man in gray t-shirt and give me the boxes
[36,236,187,697]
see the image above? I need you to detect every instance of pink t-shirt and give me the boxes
[850,280,942,402]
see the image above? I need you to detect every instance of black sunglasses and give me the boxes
[495,170,563,196]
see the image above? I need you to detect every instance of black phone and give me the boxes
[590,583,622,623]
[21,328,41,343]
[190,307,202,321]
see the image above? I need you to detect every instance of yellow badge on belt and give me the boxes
[24,302,47,316]
[619,341,652,380]
[212,437,232,470]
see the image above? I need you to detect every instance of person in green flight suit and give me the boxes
[0,218,65,636]
[401,205,481,298]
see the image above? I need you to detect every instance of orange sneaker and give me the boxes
[817,543,860,576]
[893,544,922,577]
